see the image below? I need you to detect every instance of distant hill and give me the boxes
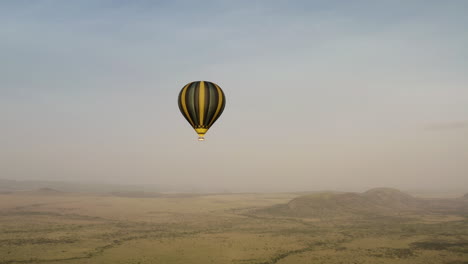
[0,179,162,193]
[258,188,468,219]
[12,187,64,196]
[361,188,424,209]
[38,187,61,192]
[33,187,63,195]
[110,191,163,198]
[0,179,213,194]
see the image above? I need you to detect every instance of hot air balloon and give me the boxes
[178,81,226,141]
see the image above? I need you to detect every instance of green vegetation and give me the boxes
[0,189,467,263]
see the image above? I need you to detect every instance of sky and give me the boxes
[1,0,467,192]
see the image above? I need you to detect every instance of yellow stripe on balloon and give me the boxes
[199,81,205,127]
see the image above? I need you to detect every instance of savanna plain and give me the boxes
[0,187,467,264]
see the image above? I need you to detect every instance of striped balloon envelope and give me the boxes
[177,81,226,141]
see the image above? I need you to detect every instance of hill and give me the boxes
[258,188,468,219]
[0,179,218,193]
[110,191,163,198]
[0,179,162,193]
[26,187,63,195]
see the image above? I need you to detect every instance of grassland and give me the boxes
[0,190,467,264]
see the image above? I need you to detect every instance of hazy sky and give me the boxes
[1,1,467,192]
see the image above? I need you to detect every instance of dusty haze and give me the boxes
[1,1,467,192]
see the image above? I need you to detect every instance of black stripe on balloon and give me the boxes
[204,82,215,127]
[202,82,212,127]
[177,86,191,125]
[186,82,198,127]
[210,86,225,126]
[203,82,211,127]
[193,82,201,127]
